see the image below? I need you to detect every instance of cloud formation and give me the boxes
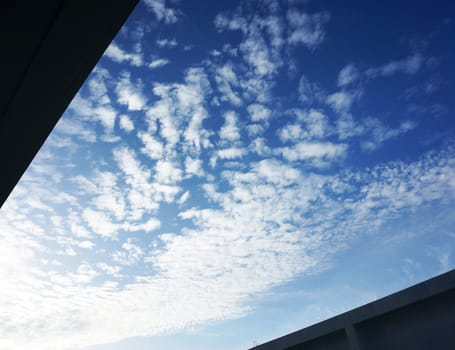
[143,0,179,23]
[0,1,453,350]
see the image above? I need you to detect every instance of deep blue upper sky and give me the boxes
[0,1,454,349]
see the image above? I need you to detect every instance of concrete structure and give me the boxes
[250,269,455,350]
[0,0,139,208]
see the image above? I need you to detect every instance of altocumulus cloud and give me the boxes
[0,1,454,349]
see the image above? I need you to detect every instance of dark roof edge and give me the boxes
[0,0,139,208]
[251,269,455,349]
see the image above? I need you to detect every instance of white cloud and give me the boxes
[143,0,179,24]
[240,33,277,76]
[1,3,453,349]
[119,115,134,133]
[300,109,330,139]
[70,222,92,239]
[54,118,96,142]
[279,109,330,142]
[153,183,181,203]
[279,123,302,143]
[177,190,190,205]
[115,72,147,111]
[78,240,95,249]
[249,137,271,156]
[146,68,211,156]
[214,13,247,33]
[326,91,356,114]
[217,147,247,159]
[216,10,283,78]
[219,111,240,142]
[240,72,274,104]
[361,118,418,151]
[82,208,119,238]
[287,10,330,49]
[156,38,178,48]
[72,264,99,284]
[113,146,159,220]
[138,131,164,159]
[183,108,211,155]
[104,42,143,67]
[2,142,455,350]
[338,64,360,87]
[97,262,121,276]
[298,75,325,104]
[147,98,180,149]
[253,158,302,186]
[335,114,365,140]
[366,54,425,78]
[210,49,222,57]
[247,104,271,122]
[176,68,210,113]
[260,15,285,52]
[215,63,242,106]
[87,71,110,104]
[185,157,204,177]
[247,123,266,137]
[66,79,122,139]
[95,106,117,132]
[155,160,183,184]
[148,58,170,69]
[91,172,126,220]
[277,142,347,164]
[112,239,144,266]
[126,217,161,232]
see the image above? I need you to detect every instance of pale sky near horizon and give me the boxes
[1,0,455,349]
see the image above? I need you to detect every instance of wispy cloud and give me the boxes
[156,38,178,48]
[361,118,418,151]
[337,64,360,87]
[240,32,278,76]
[143,0,179,24]
[366,54,425,78]
[298,74,326,104]
[54,117,97,142]
[278,109,330,142]
[286,10,330,49]
[148,58,170,69]
[215,63,242,106]
[326,91,356,114]
[2,137,455,350]
[145,67,212,157]
[214,13,248,33]
[104,42,143,67]
[112,146,160,219]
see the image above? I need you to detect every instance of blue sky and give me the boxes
[1,0,455,349]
